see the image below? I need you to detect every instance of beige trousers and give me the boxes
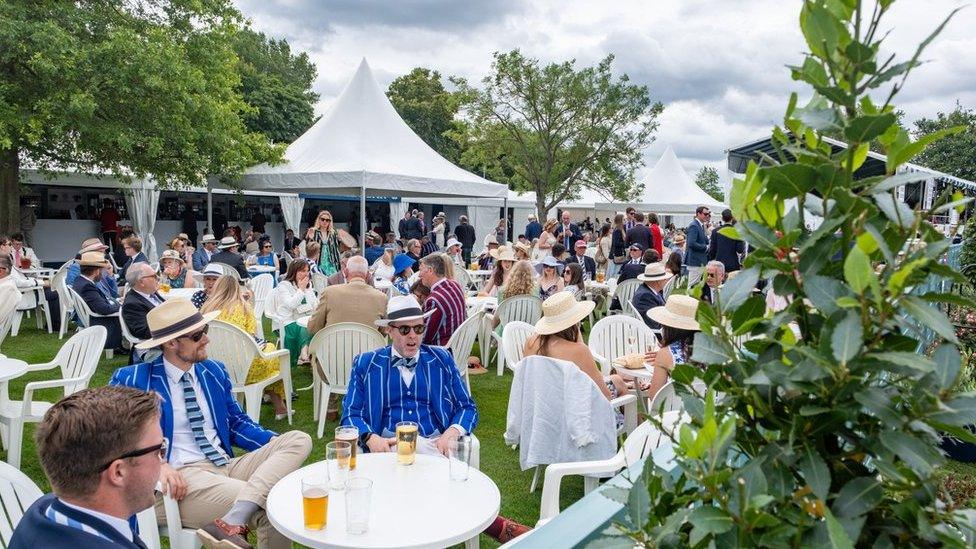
[156,430,312,549]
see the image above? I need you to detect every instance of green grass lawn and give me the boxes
[0,320,583,548]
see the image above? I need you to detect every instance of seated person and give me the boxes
[9,232,39,268]
[445,238,465,267]
[370,249,395,281]
[0,240,60,331]
[482,246,515,296]
[391,253,415,296]
[565,239,597,280]
[271,260,318,368]
[67,238,119,299]
[643,295,701,400]
[562,262,585,300]
[111,299,312,549]
[535,256,565,300]
[9,386,164,549]
[118,235,148,285]
[364,233,386,265]
[246,236,279,285]
[191,264,223,309]
[192,234,218,271]
[477,236,499,270]
[308,256,388,333]
[71,252,122,352]
[159,249,199,289]
[550,242,567,262]
[405,239,423,272]
[633,262,671,329]
[341,295,478,455]
[701,260,725,304]
[210,236,249,279]
[122,262,163,361]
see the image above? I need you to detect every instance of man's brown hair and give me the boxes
[35,386,160,498]
[124,236,143,253]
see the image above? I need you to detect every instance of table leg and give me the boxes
[465,535,480,549]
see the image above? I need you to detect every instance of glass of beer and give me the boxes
[159,281,170,293]
[396,421,418,465]
[334,426,359,471]
[325,441,351,490]
[301,476,328,530]
[470,261,479,271]
[344,477,372,535]
[596,270,605,283]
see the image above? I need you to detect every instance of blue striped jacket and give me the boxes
[341,345,478,440]
[109,356,276,461]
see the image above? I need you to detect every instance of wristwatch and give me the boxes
[360,432,373,445]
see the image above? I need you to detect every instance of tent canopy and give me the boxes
[597,146,725,213]
[234,59,507,199]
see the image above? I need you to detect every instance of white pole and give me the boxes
[503,196,509,244]
[207,183,213,235]
[360,170,367,251]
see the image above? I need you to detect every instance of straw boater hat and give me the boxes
[77,251,110,268]
[637,262,673,283]
[490,245,516,262]
[217,236,238,250]
[201,234,218,244]
[535,255,565,276]
[647,294,700,331]
[375,295,433,327]
[159,249,185,265]
[534,292,595,335]
[79,237,108,254]
[136,298,220,350]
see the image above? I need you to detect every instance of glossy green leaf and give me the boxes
[824,508,856,549]
[832,477,882,518]
[799,446,831,500]
[901,295,959,344]
[688,506,734,535]
[845,113,897,143]
[879,430,942,475]
[843,246,873,294]
[765,164,819,198]
[832,312,863,364]
[718,266,760,314]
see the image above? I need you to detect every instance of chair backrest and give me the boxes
[282,251,294,269]
[501,321,534,372]
[622,411,689,465]
[308,322,386,392]
[311,272,328,294]
[118,310,143,347]
[0,291,17,352]
[135,505,163,549]
[249,275,273,318]
[263,287,285,331]
[648,381,682,414]
[57,326,108,395]
[51,265,73,315]
[453,267,474,291]
[612,279,642,309]
[446,311,483,376]
[206,321,261,387]
[588,315,656,376]
[662,275,680,299]
[68,288,91,327]
[496,295,543,326]
[0,461,44,546]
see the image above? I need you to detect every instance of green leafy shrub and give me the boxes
[597,1,976,546]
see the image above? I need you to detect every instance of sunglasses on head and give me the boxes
[178,325,209,342]
[393,324,425,336]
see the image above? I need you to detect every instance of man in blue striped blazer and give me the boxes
[110,299,312,549]
[342,295,478,456]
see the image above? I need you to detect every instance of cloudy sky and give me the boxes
[234,0,975,191]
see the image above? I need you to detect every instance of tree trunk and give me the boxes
[0,146,19,234]
[536,197,548,223]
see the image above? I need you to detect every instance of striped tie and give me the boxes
[180,372,228,466]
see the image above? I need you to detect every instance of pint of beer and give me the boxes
[335,426,359,471]
[596,270,605,283]
[159,282,171,293]
[301,476,328,530]
[470,261,479,271]
[396,421,418,465]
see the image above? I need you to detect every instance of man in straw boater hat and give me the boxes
[192,234,219,272]
[209,236,249,280]
[110,299,312,549]
[67,236,120,299]
[71,251,124,353]
[633,262,673,330]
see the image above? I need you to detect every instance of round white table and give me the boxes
[373,278,392,292]
[466,270,492,279]
[248,265,277,274]
[160,288,198,301]
[612,359,654,380]
[466,296,497,314]
[0,358,28,383]
[266,453,500,549]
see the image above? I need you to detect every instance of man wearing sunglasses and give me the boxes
[342,294,478,457]
[685,205,713,284]
[111,299,312,549]
[10,386,163,549]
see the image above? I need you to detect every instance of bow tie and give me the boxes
[393,356,418,370]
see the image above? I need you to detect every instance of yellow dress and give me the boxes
[218,304,285,399]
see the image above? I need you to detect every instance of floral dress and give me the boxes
[217,304,284,399]
[311,229,341,276]
[392,276,410,296]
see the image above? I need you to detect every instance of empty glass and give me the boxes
[448,436,472,481]
[344,477,373,534]
[325,440,351,491]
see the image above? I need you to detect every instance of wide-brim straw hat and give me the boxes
[77,251,110,268]
[534,293,595,335]
[79,237,108,254]
[375,295,434,327]
[647,294,700,331]
[490,245,516,262]
[514,242,531,255]
[535,256,564,276]
[136,298,220,349]
[218,236,238,249]
[159,249,185,265]
[637,262,673,282]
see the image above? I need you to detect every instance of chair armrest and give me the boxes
[591,352,610,376]
[539,453,626,524]
[258,348,289,361]
[90,311,120,318]
[21,376,89,415]
[610,393,639,434]
[610,393,637,409]
[24,360,58,373]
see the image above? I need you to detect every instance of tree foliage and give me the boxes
[599,1,976,546]
[694,166,724,202]
[914,102,976,183]
[234,28,319,144]
[387,68,463,163]
[454,50,662,220]
[0,0,283,232]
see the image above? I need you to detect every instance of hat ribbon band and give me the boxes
[387,307,425,322]
[150,312,206,340]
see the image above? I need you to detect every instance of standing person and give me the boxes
[251,209,266,235]
[494,218,507,245]
[431,214,447,249]
[535,219,558,260]
[403,210,424,241]
[626,211,652,251]
[525,213,543,241]
[398,210,412,241]
[110,300,312,549]
[192,234,218,271]
[405,239,423,271]
[181,206,199,248]
[595,223,612,274]
[282,229,300,254]
[454,215,476,264]
[648,213,664,257]
[605,214,626,279]
[9,386,163,549]
[565,239,597,280]
[99,198,120,251]
[624,207,637,231]
[685,206,712,283]
[555,211,582,251]
[633,263,671,329]
[708,209,744,273]
[418,254,467,346]
[212,207,228,237]
[417,211,427,235]
[210,236,249,279]
[304,210,342,277]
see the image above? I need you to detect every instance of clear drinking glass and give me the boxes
[448,436,472,481]
[325,440,351,490]
[334,426,359,471]
[344,477,373,535]
[396,421,419,465]
[301,476,329,530]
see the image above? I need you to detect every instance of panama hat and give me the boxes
[375,295,433,327]
[135,298,220,350]
[534,292,595,335]
[674,234,686,245]
[490,245,517,262]
[79,237,108,254]
[535,255,565,276]
[647,294,700,331]
[392,253,415,275]
[446,238,462,249]
[159,249,185,265]
[77,251,110,268]
[637,262,673,282]
[202,264,223,277]
[201,234,218,244]
[217,236,238,250]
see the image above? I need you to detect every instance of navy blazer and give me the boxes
[553,223,582,250]
[633,284,665,329]
[72,276,120,316]
[708,224,744,272]
[210,250,249,279]
[565,254,597,280]
[10,494,146,549]
[684,220,710,267]
[121,290,160,340]
[110,357,276,461]
[191,248,212,271]
[118,252,148,285]
[524,221,543,241]
[403,218,424,240]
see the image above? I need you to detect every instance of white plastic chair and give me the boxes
[500,321,534,373]
[0,460,44,546]
[68,287,120,359]
[0,326,106,469]
[262,288,286,344]
[623,299,646,322]
[206,321,293,424]
[308,323,387,438]
[648,381,683,414]
[248,275,274,340]
[158,487,200,549]
[52,264,75,340]
[537,411,689,526]
[11,284,51,337]
[0,294,17,355]
[211,262,241,282]
[453,267,478,295]
[488,295,542,376]
[588,315,657,376]
[445,310,484,391]
[610,278,641,313]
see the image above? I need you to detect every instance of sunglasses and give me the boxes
[100,439,167,471]
[262,245,272,249]
[393,325,426,336]
[178,325,209,342]
[319,218,332,222]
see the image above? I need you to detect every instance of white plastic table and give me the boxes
[0,358,28,383]
[466,270,492,279]
[465,296,497,314]
[20,268,55,279]
[247,265,277,274]
[612,357,654,380]
[160,288,198,301]
[266,453,500,549]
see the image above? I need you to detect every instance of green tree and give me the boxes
[914,102,976,182]
[234,28,319,143]
[387,68,462,163]
[694,166,724,202]
[0,0,282,232]
[599,1,976,546]
[455,50,662,220]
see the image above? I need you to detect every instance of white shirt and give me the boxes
[163,358,229,468]
[59,500,133,542]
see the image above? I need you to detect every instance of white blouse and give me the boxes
[272,280,319,323]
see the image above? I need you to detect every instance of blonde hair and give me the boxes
[543,219,558,232]
[502,260,536,298]
[315,210,335,235]
[439,253,455,279]
[168,237,184,250]
[201,276,251,317]
[305,241,321,260]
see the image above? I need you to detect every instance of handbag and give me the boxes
[594,237,607,264]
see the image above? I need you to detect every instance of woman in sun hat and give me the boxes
[535,255,565,300]
[390,253,416,296]
[483,245,517,296]
[643,294,701,399]
[514,241,532,261]
[523,292,629,401]
[159,249,199,289]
